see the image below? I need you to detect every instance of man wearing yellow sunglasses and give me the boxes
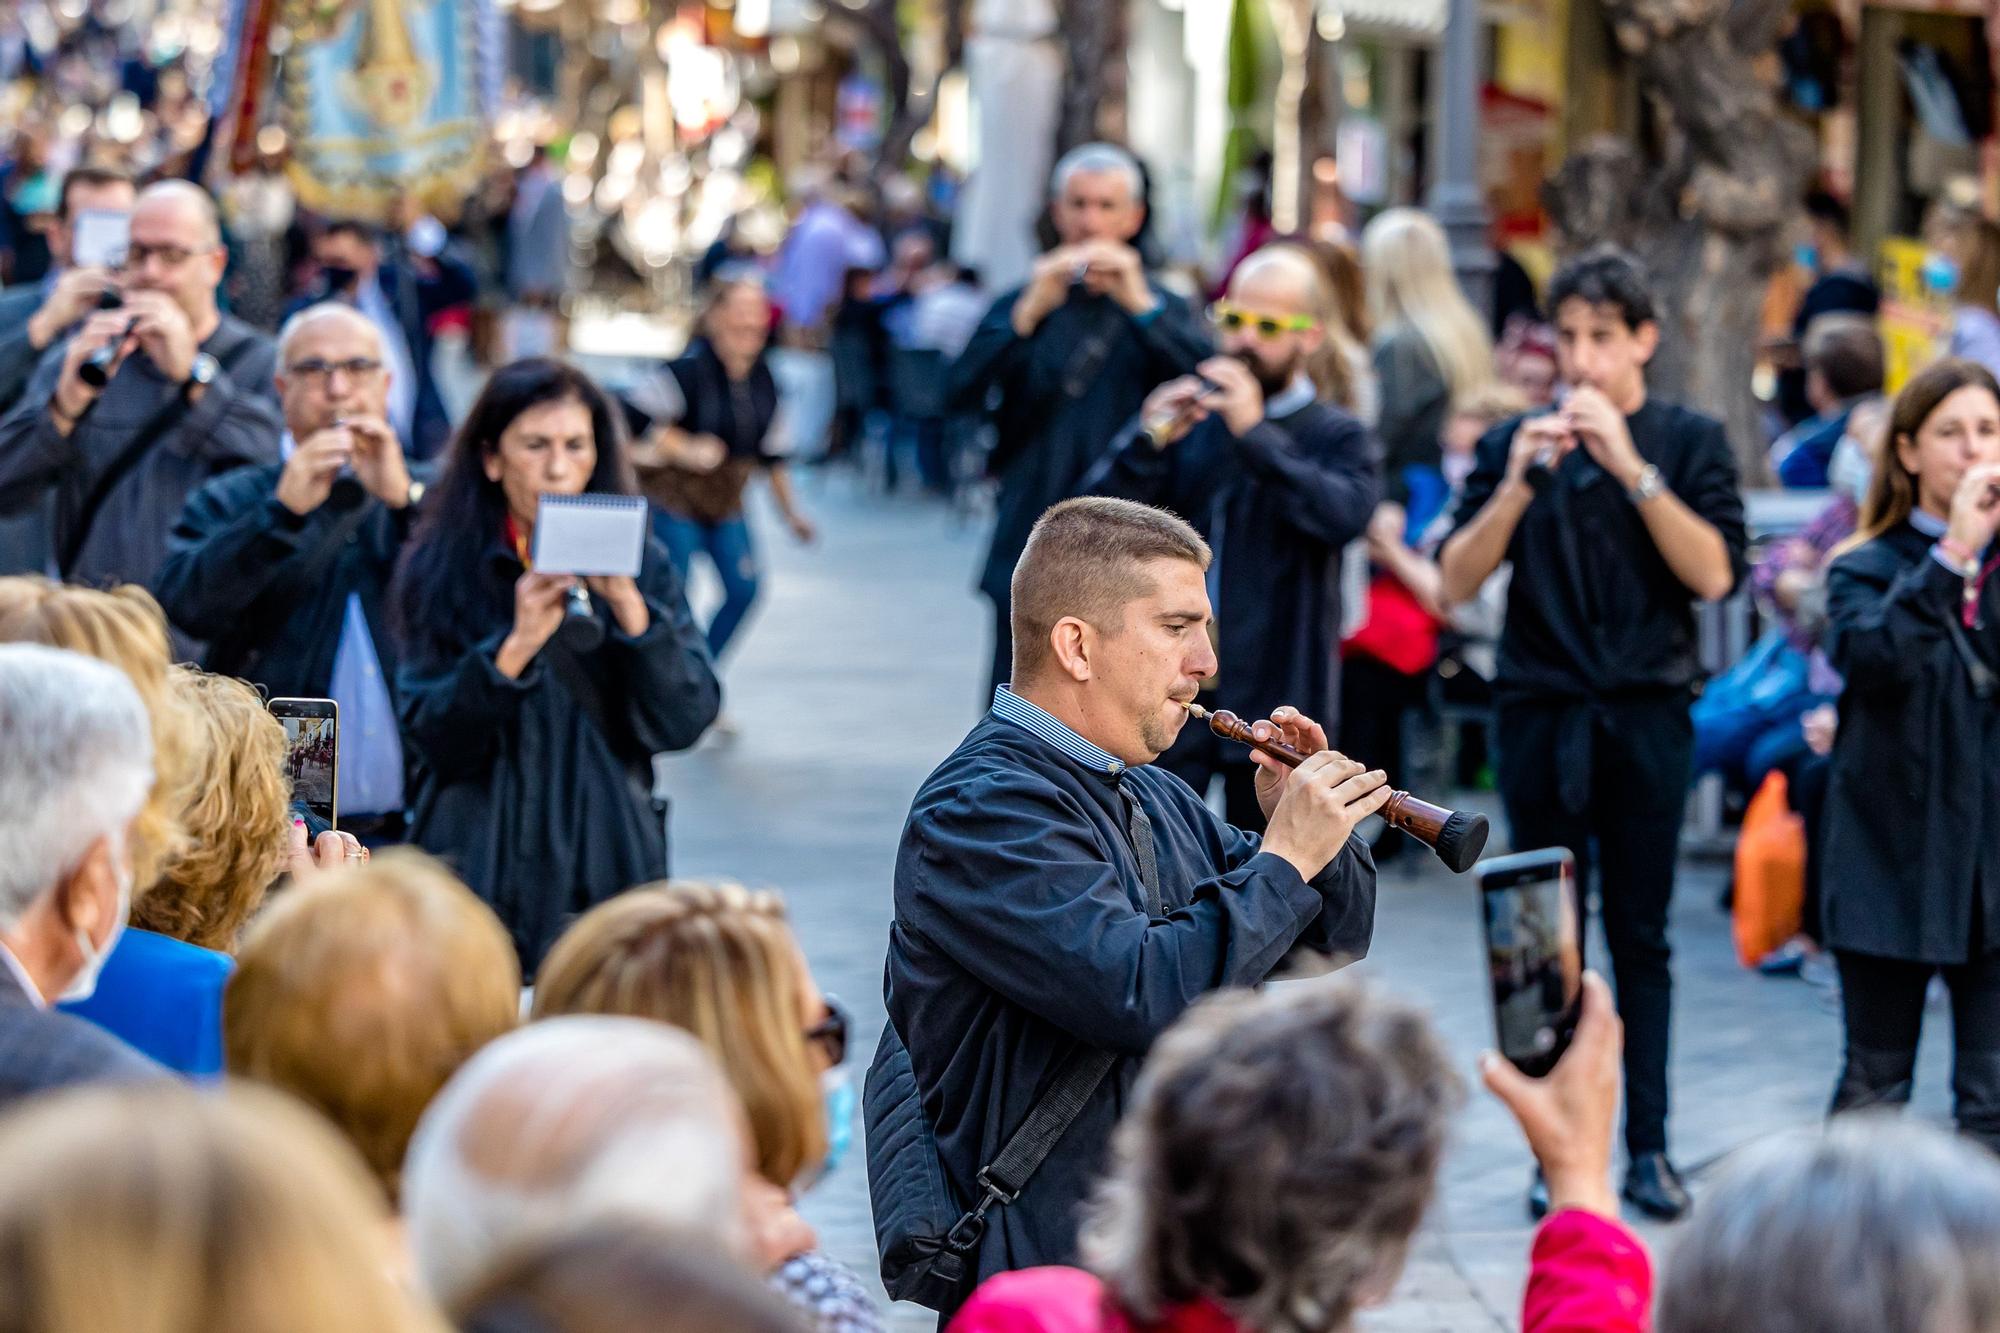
[1083,245,1380,829]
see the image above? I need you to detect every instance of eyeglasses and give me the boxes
[285,358,384,384]
[123,242,207,270]
[1208,301,1319,339]
[805,995,849,1068]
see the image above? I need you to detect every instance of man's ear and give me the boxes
[53,836,119,941]
[1633,320,1661,368]
[1050,617,1092,683]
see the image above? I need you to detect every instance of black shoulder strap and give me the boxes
[1946,614,1998,701]
[60,327,264,574]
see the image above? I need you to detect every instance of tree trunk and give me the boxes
[831,0,914,168]
[877,0,968,169]
[1056,0,1127,153]
[1541,0,1814,484]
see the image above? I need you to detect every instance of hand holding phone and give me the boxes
[1481,972,1622,1218]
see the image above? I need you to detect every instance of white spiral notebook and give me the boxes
[530,494,649,577]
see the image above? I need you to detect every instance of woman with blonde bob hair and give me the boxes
[534,882,882,1333]
[1362,208,1495,506]
[0,1081,442,1333]
[0,576,194,892]
[59,667,293,1076]
[226,850,521,1205]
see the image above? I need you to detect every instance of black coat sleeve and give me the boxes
[1079,416,1179,508]
[900,772,1332,1055]
[603,550,721,755]
[1129,293,1210,383]
[397,631,540,780]
[1825,544,1968,698]
[1188,781,1378,961]
[1235,411,1381,547]
[154,473,333,640]
[946,291,1029,414]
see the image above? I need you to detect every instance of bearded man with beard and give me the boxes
[1084,245,1382,827]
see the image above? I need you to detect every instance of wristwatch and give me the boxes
[182,352,220,396]
[405,478,427,507]
[1628,463,1666,504]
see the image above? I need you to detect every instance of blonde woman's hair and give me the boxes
[0,1082,443,1333]
[533,881,828,1188]
[1256,241,1360,411]
[136,667,290,951]
[225,850,521,1205]
[1361,207,1495,406]
[0,577,194,892]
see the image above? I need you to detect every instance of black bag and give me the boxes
[863,1020,1114,1313]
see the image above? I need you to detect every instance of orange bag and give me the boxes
[1732,771,1807,968]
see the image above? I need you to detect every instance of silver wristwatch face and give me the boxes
[190,353,219,385]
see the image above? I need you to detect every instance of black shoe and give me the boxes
[1622,1153,1691,1221]
[1527,1167,1549,1221]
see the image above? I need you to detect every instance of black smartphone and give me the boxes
[1478,848,1582,1077]
[269,697,340,830]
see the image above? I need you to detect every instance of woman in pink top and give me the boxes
[951,975,1652,1333]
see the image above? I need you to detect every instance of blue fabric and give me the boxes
[59,929,232,1079]
[328,590,405,816]
[1400,463,1451,540]
[1692,629,1823,785]
[990,685,1127,775]
[653,510,760,659]
[1773,405,1851,489]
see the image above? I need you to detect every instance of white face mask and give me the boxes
[1828,432,1874,504]
[60,839,132,1004]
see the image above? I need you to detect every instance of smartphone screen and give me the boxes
[269,698,339,829]
[1478,848,1582,1077]
[71,209,130,270]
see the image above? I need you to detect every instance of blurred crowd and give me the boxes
[0,1,1998,1329]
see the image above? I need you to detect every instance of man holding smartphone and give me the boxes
[1439,248,1747,1221]
[156,304,422,843]
[0,166,134,574]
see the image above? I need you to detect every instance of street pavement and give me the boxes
[659,473,1955,1331]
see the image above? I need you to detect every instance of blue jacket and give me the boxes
[61,929,232,1078]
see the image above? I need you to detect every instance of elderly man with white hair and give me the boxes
[0,644,164,1108]
[156,302,423,841]
[949,142,1210,695]
[403,1015,814,1309]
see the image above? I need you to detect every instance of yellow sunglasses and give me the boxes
[1207,301,1319,339]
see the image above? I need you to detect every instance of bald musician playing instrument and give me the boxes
[866,496,1384,1315]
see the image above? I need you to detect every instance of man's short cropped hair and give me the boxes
[58,166,134,221]
[1050,142,1144,204]
[1010,497,1210,685]
[1803,312,1885,401]
[1547,246,1658,331]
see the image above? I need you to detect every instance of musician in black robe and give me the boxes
[949,144,1207,694]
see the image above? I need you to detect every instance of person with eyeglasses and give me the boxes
[155,303,427,845]
[0,180,280,636]
[0,166,135,576]
[950,143,1209,696]
[1083,245,1380,828]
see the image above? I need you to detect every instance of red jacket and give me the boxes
[947,1210,1651,1333]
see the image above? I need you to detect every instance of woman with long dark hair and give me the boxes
[1822,357,2000,1147]
[390,358,719,968]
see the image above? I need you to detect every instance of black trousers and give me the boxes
[1832,949,2000,1153]
[1495,695,1693,1158]
[1785,751,1831,945]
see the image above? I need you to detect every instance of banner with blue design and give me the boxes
[277,0,497,222]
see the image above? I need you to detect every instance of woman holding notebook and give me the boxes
[390,358,720,970]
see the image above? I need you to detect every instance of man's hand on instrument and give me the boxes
[1247,705,1329,820]
[1259,747,1390,884]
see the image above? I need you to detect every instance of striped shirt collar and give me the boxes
[991,686,1127,776]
